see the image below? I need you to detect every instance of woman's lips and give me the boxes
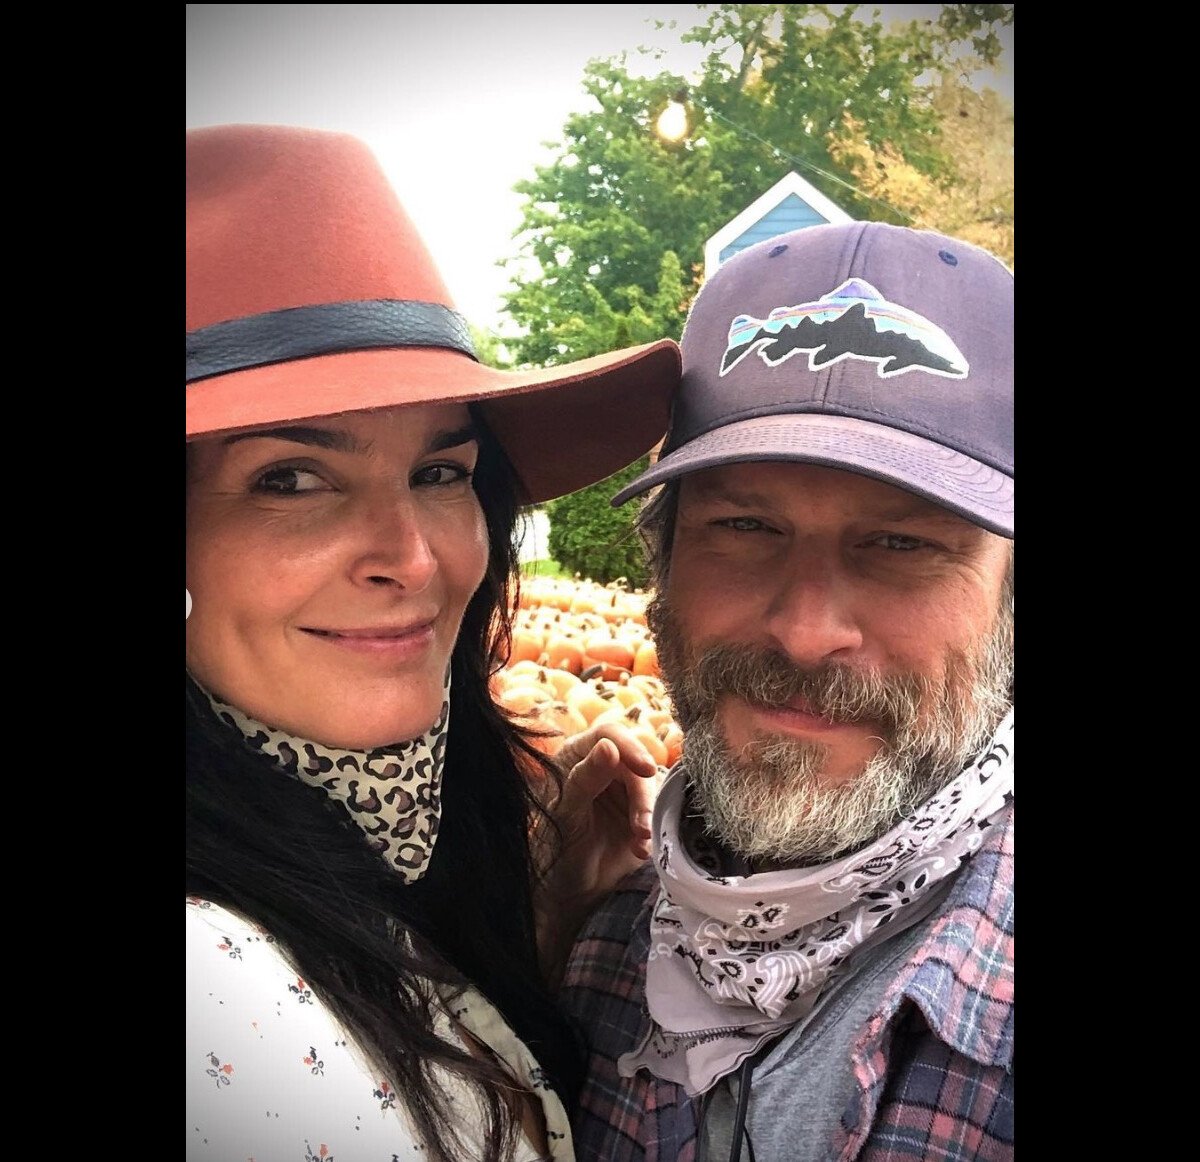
[298,622,436,657]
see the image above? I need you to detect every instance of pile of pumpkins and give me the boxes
[490,577,682,767]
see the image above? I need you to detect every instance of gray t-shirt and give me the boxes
[695,892,946,1162]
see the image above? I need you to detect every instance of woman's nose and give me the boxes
[347,492,438,593]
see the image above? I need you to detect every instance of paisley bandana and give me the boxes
[193,672,452,885]
[619,709,1014,1096]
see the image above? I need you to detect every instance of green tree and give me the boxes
[502,4,1013,583]
[547,456,653,586]
[503,4,1013,356]
[468,322,513,370]
[828,78,1014,265]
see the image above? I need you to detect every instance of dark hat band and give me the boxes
[186,299,477,383]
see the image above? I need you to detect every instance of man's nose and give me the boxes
[761,559,864,666]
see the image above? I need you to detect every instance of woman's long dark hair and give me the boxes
[186,409,579,1161]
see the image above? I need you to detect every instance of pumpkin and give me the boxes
[602,680,644,710]
[495,680,555,718]
[521,700,589,757]
[632,639,660,678]
[565,680,617,725]
[507,627,545,666]
[584,704,669,766]
[659,722,684,767]
[583,632,636,681]
[543,631,585,676]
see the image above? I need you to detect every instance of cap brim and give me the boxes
[186,340,679,504]
[610,413,1013,537]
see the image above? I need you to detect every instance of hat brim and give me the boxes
[610,413,1013,537]
[186,340,679,505]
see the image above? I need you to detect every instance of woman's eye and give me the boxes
[412,463,473,487]
[253,467,327,494]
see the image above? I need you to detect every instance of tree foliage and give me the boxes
[546,456,652,587]
[828,78,1014,265]
[502,3,1014,360]
[500,3,1013,579]
[468,322,514,370]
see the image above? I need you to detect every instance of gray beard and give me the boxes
[682,710,975,869]
[652,593,1014,870]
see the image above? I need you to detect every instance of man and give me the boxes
[560,221,1013,1162]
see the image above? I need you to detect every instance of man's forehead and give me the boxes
[677,461,973,526]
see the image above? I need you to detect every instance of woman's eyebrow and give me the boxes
[428,424,480,452]
[222,426,361,453]
[220,422,480,455]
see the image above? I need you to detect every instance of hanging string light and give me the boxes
[653,86,913,223]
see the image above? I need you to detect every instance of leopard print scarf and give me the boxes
[192,671,451,885]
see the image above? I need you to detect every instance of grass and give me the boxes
[520,558,568,578]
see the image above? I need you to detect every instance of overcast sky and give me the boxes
[186,4,1013,335]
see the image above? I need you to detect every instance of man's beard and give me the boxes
[647,590,1014,869]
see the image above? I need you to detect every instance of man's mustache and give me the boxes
[672,643,932,736]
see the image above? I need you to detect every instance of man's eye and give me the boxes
[412,463,472,487]
[716,517,770,533]
[869,533,929,551]
[253,467,327,494]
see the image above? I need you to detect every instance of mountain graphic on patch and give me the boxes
[719,278,969,379]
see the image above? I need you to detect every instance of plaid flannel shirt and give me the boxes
[560,802,1014,1162]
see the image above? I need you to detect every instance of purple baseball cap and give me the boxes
[611,221,1013,537]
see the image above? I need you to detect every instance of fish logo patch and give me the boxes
[720,278,969,379]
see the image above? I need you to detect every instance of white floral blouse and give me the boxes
[187,897,575,1161]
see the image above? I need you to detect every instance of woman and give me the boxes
[185,124,678,1162]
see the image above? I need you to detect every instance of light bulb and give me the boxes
[655,100,688,143]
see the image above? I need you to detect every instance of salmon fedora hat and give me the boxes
[186,124,681,503]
